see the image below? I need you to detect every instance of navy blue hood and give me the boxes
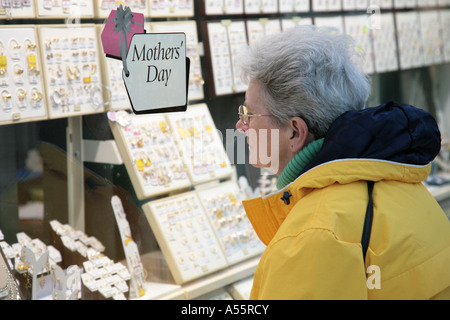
[302,101,441,174]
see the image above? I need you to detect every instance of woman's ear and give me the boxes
[288,117,312,153]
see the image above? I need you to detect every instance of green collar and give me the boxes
[276,138,324,190]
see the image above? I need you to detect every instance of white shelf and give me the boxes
[135,252,260,300]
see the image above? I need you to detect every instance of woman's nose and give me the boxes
[236,118,246,133]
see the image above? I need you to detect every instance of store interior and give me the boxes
[1,0,450,300]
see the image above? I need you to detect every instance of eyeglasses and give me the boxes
[238,104,272,125]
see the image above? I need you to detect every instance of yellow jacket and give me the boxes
[243,159,450,299]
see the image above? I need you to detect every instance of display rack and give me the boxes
[38,24,105,118]
[109,112,192,200]
[0,25,47,125]
[1,0,450,301]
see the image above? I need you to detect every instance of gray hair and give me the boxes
[237,25,372,138]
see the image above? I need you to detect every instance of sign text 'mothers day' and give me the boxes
[130,40,184,87]
[123,33,187,114]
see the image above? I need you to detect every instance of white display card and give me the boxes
[395,11,425,70]
[148,0,194,17]
[371,13,399,73]
[0,27,48,125]
[109,112,191,200]
[344,15,375,75]
[279,0,310,12]
[166,103,233,185]
[148,21,204,101]
[281,16,313,31]
[204,0,244,15]
[39,25,105,119]
[196,181,266,265]
[441,10,450,63]
[35,0,94,18]
[111,196,146,298]
[95,0,148,19]
[419,10,444,66]
[244,0,278,14]
[142,191,228,284]
[0,0,35,18]
[206,20,248,96]
[246,19,282,45]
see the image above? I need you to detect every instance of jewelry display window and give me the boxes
[95,25,130,111]
[203,20,248,96]
[343,15,375,75]
[142,191,228,284]
[371,13,399,73]
[280,16,313,31]
[166,103,233,185]
[148,0,194,18]
[109,112,192,200]
[246,18,282,45]
[196,181,265,265]
[278,0,310,12]
[0,26,47,125]
[244,0,279,14]
[441,9,450,63]
[94,0,147,19]
[38,25,106,119]
[419,10,444,66]
[0,0,35,18]
[200,0,244,15]
[395,11,425,70]
[148,21,204,102]
[35,0,94,18]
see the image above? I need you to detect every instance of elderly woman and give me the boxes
[236,25,450,299]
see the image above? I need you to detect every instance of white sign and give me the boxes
[123,33,188,114]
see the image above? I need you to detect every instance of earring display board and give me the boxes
[142,191,228,285]
[313,16,345,33]
[196,181,265,265]
[166,103,233,185]
[35,0,95,18]
[279,0,310,12]
[95,25,130,111]
[199,0,244,15]
[419,10,444,66]
[109,112,191,200]
[343,15,375,75]
[371,13,399,73]
[246,18,282,45]
[38,25,106,119]
[395,11,425,70]
[281,16,313,30]
[0,0,35,18]
[312,0,342,11]
[148,21,204,102]
[244,0,278,14]
[202,20,248,97]
[148,0,194,18]
[0,26,48,125]
[441,9,450,63]
[94,0,147,19]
